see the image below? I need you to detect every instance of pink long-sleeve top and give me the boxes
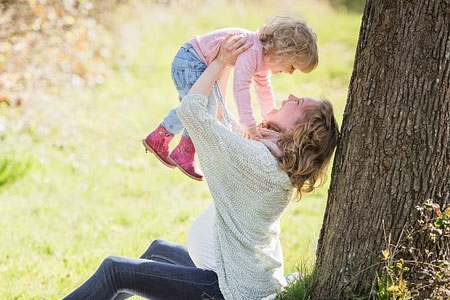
[189,27,275,129]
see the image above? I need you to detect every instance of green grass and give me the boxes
[276,264,316,300]
[0,1,361,298]
[0,155,30,189]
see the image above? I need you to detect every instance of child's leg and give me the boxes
[161,94,189,135]
[62,256,223,300]
[162,44,206,138]
[161,96,186,137]
[164,44,209,180]
[164,96,189,138]
[142,46,199,167]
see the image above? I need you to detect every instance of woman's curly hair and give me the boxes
[259,16,319,73]
[261,100,339,201]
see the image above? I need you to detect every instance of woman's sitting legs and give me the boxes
[111,239,198,300]
[63,239,223,300]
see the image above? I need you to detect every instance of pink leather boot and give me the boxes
[168,136,204,181]
[142,124,175,168]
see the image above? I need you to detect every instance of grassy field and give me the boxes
[0,1,361,298]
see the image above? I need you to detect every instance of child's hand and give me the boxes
[244,126,263,140]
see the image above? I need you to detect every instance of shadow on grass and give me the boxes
[0,156,30,190]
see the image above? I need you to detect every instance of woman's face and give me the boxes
[265,94,321,131]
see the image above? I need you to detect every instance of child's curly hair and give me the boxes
[259,16,318,73]
[261,100,339,201]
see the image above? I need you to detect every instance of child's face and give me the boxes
[268,60,299,75]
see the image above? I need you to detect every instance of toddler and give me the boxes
[143,16,318,181]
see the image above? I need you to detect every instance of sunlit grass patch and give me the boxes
[0,155,30,190]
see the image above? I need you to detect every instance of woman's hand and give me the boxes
[215,34,253,67]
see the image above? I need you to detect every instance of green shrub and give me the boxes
[371,200,450,299]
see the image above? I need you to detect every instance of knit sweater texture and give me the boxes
[189,28,276,129]
[177,94,292,300]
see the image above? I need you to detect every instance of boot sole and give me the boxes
[167,156,204,181]
[142,139,175,169]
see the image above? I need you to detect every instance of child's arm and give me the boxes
[233,51,262,139]
[253,71,276,120]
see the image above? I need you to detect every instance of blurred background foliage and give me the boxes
[0,0,364,105]
[330,0,366,12]
[0,0,363,298]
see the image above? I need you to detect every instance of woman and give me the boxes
[62,35,339,300]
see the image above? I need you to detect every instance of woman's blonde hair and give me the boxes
[261,100,339,201]
[259,16,318,73]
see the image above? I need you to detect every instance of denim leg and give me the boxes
[139,239,196,266]
[111,239,196,300]
[62,255,223,300]
[162,43,221,139]
[161,96,187,137]
[161,45,205,138]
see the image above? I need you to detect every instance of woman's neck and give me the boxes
[257,126,283,160]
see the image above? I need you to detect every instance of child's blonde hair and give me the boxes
[259,16,318,73]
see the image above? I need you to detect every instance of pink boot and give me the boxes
[168,136,204,181]
[142,124,175,168]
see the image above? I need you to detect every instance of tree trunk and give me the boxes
[312,0,450,298]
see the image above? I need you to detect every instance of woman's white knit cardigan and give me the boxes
[177,94,292,300]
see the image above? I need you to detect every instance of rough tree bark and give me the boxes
[312,0,450,299]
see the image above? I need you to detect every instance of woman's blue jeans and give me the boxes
[161,43,222,138]
[62,239,224,300]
